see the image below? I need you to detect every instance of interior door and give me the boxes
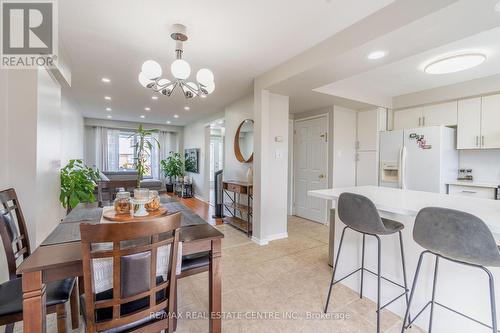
[294,116,328,223]
[356,151,378,186]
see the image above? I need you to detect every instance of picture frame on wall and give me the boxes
[184,148,200,173]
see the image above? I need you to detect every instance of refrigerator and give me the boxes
[379,126,458,193]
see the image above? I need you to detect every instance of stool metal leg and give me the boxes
[401,251,428,333]
[360,234,366,299]
[324,226,348,313]
[483,267,498,333]
[428,256,439,333]
[376,235,382,333]
[398,231,411,325]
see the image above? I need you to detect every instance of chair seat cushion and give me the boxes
[181,251,210,271]
[0,277,75,317]
[380,218,404,235]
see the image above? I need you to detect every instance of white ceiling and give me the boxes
[315,27,500,107]
[60,0,395,125]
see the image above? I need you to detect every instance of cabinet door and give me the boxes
[422,101,457,126]
[357,109,378,151]
[356,151,378,186]
[393,107,422,130]
[457,98,481,149]
[481,94,500,149]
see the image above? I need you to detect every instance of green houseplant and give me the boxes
[60,159,100,213]
[161,152,183,192]
[131,124,160,188]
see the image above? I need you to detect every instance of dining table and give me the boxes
[17,202,224,333]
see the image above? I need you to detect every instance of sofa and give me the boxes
[101,171,163,191]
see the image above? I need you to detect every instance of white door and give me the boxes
[357,110,378,151]
[481,94,500,149]
[356,151,378,186]
[403,127,442,193]
[422,101,457,127]
[393,107,422,130]
[294,116,328,223]
[457,98,482,149]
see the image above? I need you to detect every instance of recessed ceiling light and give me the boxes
[424,53,486,74]
[152,96,158,100]
[184,106,190,111]
[106,107,112,111]
[173,114,179,118]
[144,107,151,111]
[166,121,171,124]
[140,115,145,119]
[101,77,111,83]
[367,51,386,60]
[495,1,500,12]
[104,96,111,100]
[106,115,112,119]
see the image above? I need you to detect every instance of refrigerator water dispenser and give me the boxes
[381,161,399,183]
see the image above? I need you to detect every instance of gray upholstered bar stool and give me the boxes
[325,193,411,333]
[401,207,500,333]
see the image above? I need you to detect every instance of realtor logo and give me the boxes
[1,1,57,68]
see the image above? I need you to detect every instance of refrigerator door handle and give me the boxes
[400,146,407,190]
[397,147,403,188]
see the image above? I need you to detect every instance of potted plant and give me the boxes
[60,159,101,213]
[161,152,183,192]
[131,124,160,188]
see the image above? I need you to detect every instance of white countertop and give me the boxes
[308,186,500,235]
[446,180,500,188]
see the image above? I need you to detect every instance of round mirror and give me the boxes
[234,119,254,163]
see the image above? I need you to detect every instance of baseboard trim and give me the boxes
[266,232,288,241]
[251,236,269,246]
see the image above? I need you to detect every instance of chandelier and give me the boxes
[138,24,215,99]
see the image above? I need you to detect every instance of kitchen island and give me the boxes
[309,186,500,333]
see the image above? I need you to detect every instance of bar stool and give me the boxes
[401,207,500,333]
[325,193,411,333]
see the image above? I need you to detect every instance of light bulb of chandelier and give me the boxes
[205,81,215,94]
[171,59,191,80]
[196,68,214,86]
[157,78,170,88]
[138,72,155,88]
[141,60,162,80]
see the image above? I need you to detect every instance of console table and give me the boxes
[174,181,193,198]
[222,180,253,237]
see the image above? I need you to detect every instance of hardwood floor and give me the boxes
[162,192,223,225]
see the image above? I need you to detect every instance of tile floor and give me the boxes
[4,216,424,333]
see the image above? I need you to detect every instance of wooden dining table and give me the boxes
[17,204,224,333]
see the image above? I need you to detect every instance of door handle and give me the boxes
[461,190,477,194]
[318,174,325,179]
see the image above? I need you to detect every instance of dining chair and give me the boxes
[79,212,181,333]
[0,188,79,333]
[97,180,138,206]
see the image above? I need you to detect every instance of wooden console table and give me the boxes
[222,181,252,237]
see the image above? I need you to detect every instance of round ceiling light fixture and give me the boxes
[138,24,215,99]
[367,50,386,60]
[424,53,486,74]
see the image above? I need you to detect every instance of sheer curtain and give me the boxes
[107,129,120,171]
[153,131,178,182]
[95,126,108,171]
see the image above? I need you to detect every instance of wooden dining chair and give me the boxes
[0,188,79,333]
[79,212,181,333]
[98,180,138,206]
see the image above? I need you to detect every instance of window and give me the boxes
[107,130,156,177]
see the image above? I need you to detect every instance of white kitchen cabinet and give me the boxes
[393,107,422,130]
[356,151,378,186]
[457,97,481,149]
[448,184,496,200]
[422,101,457,127]
[357,108,386,151]
[481,94,500,149]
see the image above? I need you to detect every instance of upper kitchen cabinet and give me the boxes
[422,101,457,127]
[357,108,386,151]
[393,107,422,130]
[457,97,481,149]
[481,94,500,149]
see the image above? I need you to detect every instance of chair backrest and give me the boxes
[0,188,31,279]
[80,212,181,332]
[338,192,388,235]
[414,207,500,266]
[98,180,138,205]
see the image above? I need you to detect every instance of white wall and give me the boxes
[183,119,211,201]
[61,87,84,164]
[459,150,500,183]
[333,106,357,188]
[224,95,254,181]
